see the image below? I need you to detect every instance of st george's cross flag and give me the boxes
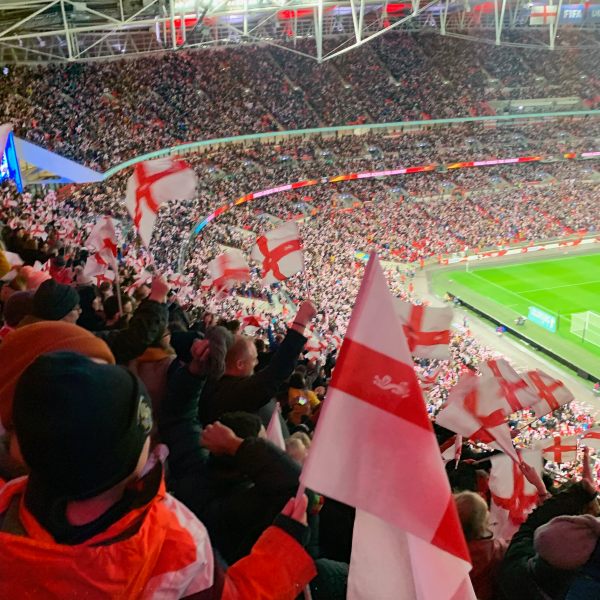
[85,216,119,269]
[394,300,453,359]
[251,221,304,285]
[300,254,475,600]
[537,435,579,464]
[489,449,542,540]
[435,371,520,463]
[204,250,251,292]
[581,427,600,451]
[479,359,539,415]
[125,158,197,247]
[522,369,574,417]
[82,254,116,286]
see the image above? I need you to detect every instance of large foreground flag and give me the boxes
[300,255,474,600]
[125,158,197,246]
[251,221,304,285]
[394,300,453,359]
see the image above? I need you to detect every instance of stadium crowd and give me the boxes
[1,30,600,599]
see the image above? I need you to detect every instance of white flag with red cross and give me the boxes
[394,300,453,359]
[537,435,579,464]
[251,221,304,285]
[205,250,250,292]
[85,216,119,269]
[125,158,197,247]
[489,449,542,540]
[29,223,48,241]
[82,254,116,286]
[435,372,520,463]
[581,427,600,451]
[300,254,475,600]
[479,359,539,415]
[522,370,574,417]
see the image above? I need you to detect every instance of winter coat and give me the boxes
[0,474,315,600]
[498,482,598,600]
[199,328,307,426]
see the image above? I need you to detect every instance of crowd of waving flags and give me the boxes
[10,156,593,598]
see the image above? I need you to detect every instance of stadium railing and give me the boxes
[102,109,600,179]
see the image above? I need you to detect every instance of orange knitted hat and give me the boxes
[0,321,115,430]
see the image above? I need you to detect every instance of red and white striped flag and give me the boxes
[85,216,119,268]
[394,300,453,359]
[479,359,539,415]
[300,255,474,600]
[251,221,304,285]
[581,427,600,450]
[522,370,574,417]
[436,372,520,463]
[125,158,197,247]
[266,404,286,451]
[489,449,542,540]
[205,250,250,292]
[538,435,578,464]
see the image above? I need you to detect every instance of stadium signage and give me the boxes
[561,4,584,23]
[528,306,557,333]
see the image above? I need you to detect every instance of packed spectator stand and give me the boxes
[1,30,600,599]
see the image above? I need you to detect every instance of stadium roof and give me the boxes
[0,0,598,64]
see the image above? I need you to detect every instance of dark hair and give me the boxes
[219,411,262,439]
[289,372,306,389]
[103,295,120,320]
[255,338,266,353]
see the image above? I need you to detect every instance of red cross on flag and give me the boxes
[125,158,197,247]
[530,4,557,25]
[581,427,600,451]
[85,216,119,269]
[29,223,48,241]
[538,435,578,464]
[82,254,116,286]
[436,371,520,463]
[479,359,539,415]
[251,221,304,285]
[394,300,453,359]
[489,449,542,540]
[522,369,574,417]
[205,249,250,292]
[300,254,474,600]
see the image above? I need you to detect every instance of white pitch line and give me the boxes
[466,270,556,316]
[520,279,600,293]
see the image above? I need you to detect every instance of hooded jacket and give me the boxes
[0,474,316,600]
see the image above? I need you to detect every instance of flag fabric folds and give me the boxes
[300,254,474,600]
[394,300,453,359]
[125,158,197,247]
[205,250,251,292]
[251,221,304,285]
[489,449,542,540]
[522,369,574,417]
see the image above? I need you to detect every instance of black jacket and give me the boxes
[199,328,307,425]
[95,299,168,364]
[498,482,598,600]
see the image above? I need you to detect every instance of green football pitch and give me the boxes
[431,252,600,379]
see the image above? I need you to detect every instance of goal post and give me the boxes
[570,311,600,347]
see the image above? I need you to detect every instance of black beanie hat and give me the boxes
[13,352,153,500]
[33,279,80,320]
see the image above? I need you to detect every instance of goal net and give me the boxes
[570,311,600,347]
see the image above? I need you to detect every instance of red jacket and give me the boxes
[0,476,316,599]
